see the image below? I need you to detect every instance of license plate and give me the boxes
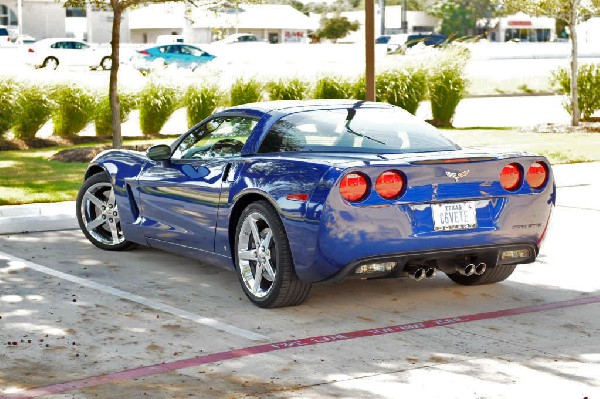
[432,202,478,231]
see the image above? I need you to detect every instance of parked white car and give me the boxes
[26,38,112,70]
[0,25,12,47]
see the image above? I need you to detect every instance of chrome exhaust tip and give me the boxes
[425,267,436,279]
[475,262,487,276]
[457,263,476,276]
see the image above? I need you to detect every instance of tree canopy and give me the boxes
[317,15,361,42]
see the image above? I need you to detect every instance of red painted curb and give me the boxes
[4,295,599,399]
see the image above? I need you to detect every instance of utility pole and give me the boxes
[380,0,385,35]
[365,0,375,101]
[401,0,408,33]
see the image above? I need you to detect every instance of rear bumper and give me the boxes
[317,242,538,283]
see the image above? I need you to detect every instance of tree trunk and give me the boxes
[110,2,123,149]
[569,2,579,126]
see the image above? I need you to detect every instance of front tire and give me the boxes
[235,201,311,308]
[446,264,516,286]
[76,173,134,251]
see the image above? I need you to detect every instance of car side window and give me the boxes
[73,42,89,50]
[172,116,258,161]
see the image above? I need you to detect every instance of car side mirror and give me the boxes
[147,144,172,161]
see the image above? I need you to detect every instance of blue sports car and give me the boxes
[76,101,555,308]
[133,43,215,71]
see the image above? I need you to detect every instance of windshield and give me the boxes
[259,108,459,154]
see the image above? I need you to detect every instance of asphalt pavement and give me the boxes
[0,162,598,398]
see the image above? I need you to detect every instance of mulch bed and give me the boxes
[49,144,154,163]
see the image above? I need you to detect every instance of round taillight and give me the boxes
[526,161,548,190]
[500,163,522,191]
[375,170,405,199]
[340,172,369,202]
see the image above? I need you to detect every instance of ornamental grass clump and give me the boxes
[376,68,428,114]
[552,64,600,121]
[266,78,310,101]
[0,78,19,137]
[12,84,55,139]
[313,75,354,99]
[51,85,97,138]
[139,82,180,137]
[230,78,263,106]
[184,83,222,128]
[94,92,138,138]
[428,46,470,127]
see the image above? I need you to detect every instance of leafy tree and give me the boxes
[62,0,253,148]
[497,0,600,126]
[431,0,496,37]
[317,15,360,42]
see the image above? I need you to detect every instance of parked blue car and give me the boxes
[77,100,555,308]
[133,43,215,71]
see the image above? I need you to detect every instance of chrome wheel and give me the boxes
[234,201,311,308]
[76,173,133,251]
[238,212,276,298]
[80,181,124,246]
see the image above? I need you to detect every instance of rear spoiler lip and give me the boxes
[410,157,497,165]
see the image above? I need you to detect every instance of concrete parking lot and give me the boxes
[0,163,599,398]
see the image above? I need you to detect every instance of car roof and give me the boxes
[223,100,395,116]
[34,38,86,44]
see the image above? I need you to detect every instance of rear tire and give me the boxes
[43,56,59,70]
[446,264,516,286]
[100,56,112,70]
[234,200,311,308]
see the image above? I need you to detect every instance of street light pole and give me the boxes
[365,0,375,101]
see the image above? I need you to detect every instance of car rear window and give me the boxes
[259,108,458,154]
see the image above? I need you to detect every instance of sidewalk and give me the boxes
[1,163,598,235]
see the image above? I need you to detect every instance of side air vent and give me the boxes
[126,184,140,220]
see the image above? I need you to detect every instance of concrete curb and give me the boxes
[0,201,77,234]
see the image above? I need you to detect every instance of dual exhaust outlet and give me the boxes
[456,262,487,277]
[406,262,487,281]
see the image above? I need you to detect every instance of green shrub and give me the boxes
[0,79,19,137]
[377,68,429,114]
[230,78,263,106]
[266,78,309,101]
[428,46,469,127]
[184,84,222,128]
[139,82,180,137]
[94,92,138,138]
[552,64,600,121]
[51,85,96,138]
[313,76,354,99]
[12,84,55,139]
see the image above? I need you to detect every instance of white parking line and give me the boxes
[0,251,269,341]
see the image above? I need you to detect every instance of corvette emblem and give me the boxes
[445,170,470,182]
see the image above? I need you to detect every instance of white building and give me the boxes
[129,3,319,44]
[577,17,600,44]
[486,12,556,42]
[313,6,441,43]
[0,0,127,43]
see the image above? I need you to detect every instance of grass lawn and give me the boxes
[0,147,87,205]
[0,131,599,206]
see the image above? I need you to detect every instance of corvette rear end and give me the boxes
[292,150,554,284]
